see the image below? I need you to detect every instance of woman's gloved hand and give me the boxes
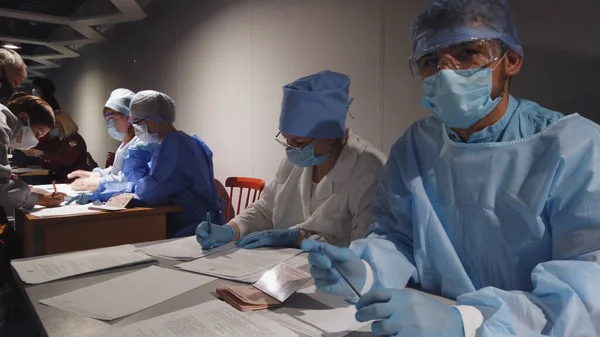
[236,229,301,249]
[67,170,100,180]
[70,176,101,191]
[195,222,235,249]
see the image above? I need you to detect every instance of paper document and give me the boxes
[28,204,101,218]
[176,247,302,282]
[40,266,215,320]
[254,263,311,302]
[258,286,369,337]
[95,299,298,337]
[137,237,236,261]
[12,245,156,284]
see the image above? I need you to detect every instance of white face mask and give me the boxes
[134,123,160,144]
[10,119,39,150]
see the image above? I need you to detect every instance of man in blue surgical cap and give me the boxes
[197,70,386,250]
[302,1,600,336]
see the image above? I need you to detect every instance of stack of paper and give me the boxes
[176,247,303,283]
[216,285,281,312]
[28,204,101,218]
[137,237,236,261]
[12,245,156,284]
[40,266,215,320]
[95,300,298,337]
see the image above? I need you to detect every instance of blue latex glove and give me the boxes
[355,288,464,337]
[195,222,235,249]
[65,192,94,205]
[301,239,366,299]
[236,229,300,249]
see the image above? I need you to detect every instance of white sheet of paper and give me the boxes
[12,245,156,284]
[95,299,298,337]
[40,266,215,321]
[176,248,302,281]
[28,204,101,218]
[258,286,368,337]
[137,238,236,261]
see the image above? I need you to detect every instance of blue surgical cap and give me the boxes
[279,70,352,139]
[410,0,523,61]
[130,90,176,123]
[105,88,135,116]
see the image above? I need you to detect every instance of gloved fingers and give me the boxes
[235,232,260,247]
[355,302,394,323]
[356,288,394,310]
[370,319,398,337]
[199,238,218,249]
[195,222,211,239]
[310,266,339,283]
[307,251,333,269]
[300,239,321,252]
[239,239,266,249]
[314,278,343,292]
[320,243,357,264]
[67,170,90,179]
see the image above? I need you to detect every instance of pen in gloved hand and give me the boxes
[52,180,57,197]
[333,263,361,299]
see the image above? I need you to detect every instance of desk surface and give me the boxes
[13,242,454,337]
[13,166,50,176]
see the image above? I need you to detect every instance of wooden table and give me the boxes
[14,205,181,257]
[12,166,50,177]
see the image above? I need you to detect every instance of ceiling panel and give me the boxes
[0,0,88,17]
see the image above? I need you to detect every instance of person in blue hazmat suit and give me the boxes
[301,0,600,336]
[68,88,157,189]
[195,70,386,250]
[70,90,223,238]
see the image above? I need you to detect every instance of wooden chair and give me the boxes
[225,177,265,221]
[105,151,115,168]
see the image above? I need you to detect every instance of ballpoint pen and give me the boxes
[333,263,361,299]
[52,180,57,197]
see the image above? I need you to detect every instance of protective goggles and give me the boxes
[409,39,506,78]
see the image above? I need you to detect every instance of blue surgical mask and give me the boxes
[106,119,126,141]
[286,144,330,167]
[422,67,502,129]
[134,123,160,144]
[49,128,61,139]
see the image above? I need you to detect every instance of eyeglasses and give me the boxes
[274,132,314,151]
[409,39,507,78]
[128,117,146,125]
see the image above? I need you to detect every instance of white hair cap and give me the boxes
[130,90,176,123]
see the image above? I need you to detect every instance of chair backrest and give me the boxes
[105,151,115,169]
[213,179,234,221]
[225,177,266,221]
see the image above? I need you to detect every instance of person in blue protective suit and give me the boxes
[301,1,600,336]
[67,88,157,190]
[73,90,224,238]
[195,70,386,250]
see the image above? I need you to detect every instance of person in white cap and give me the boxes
[69,89,157,190]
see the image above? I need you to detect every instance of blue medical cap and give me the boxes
[105,88,135,116]
[279,70,352,139]
[410,0,523,61]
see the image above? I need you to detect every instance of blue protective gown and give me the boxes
[94,131,223,238]
[351,96,600,335]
